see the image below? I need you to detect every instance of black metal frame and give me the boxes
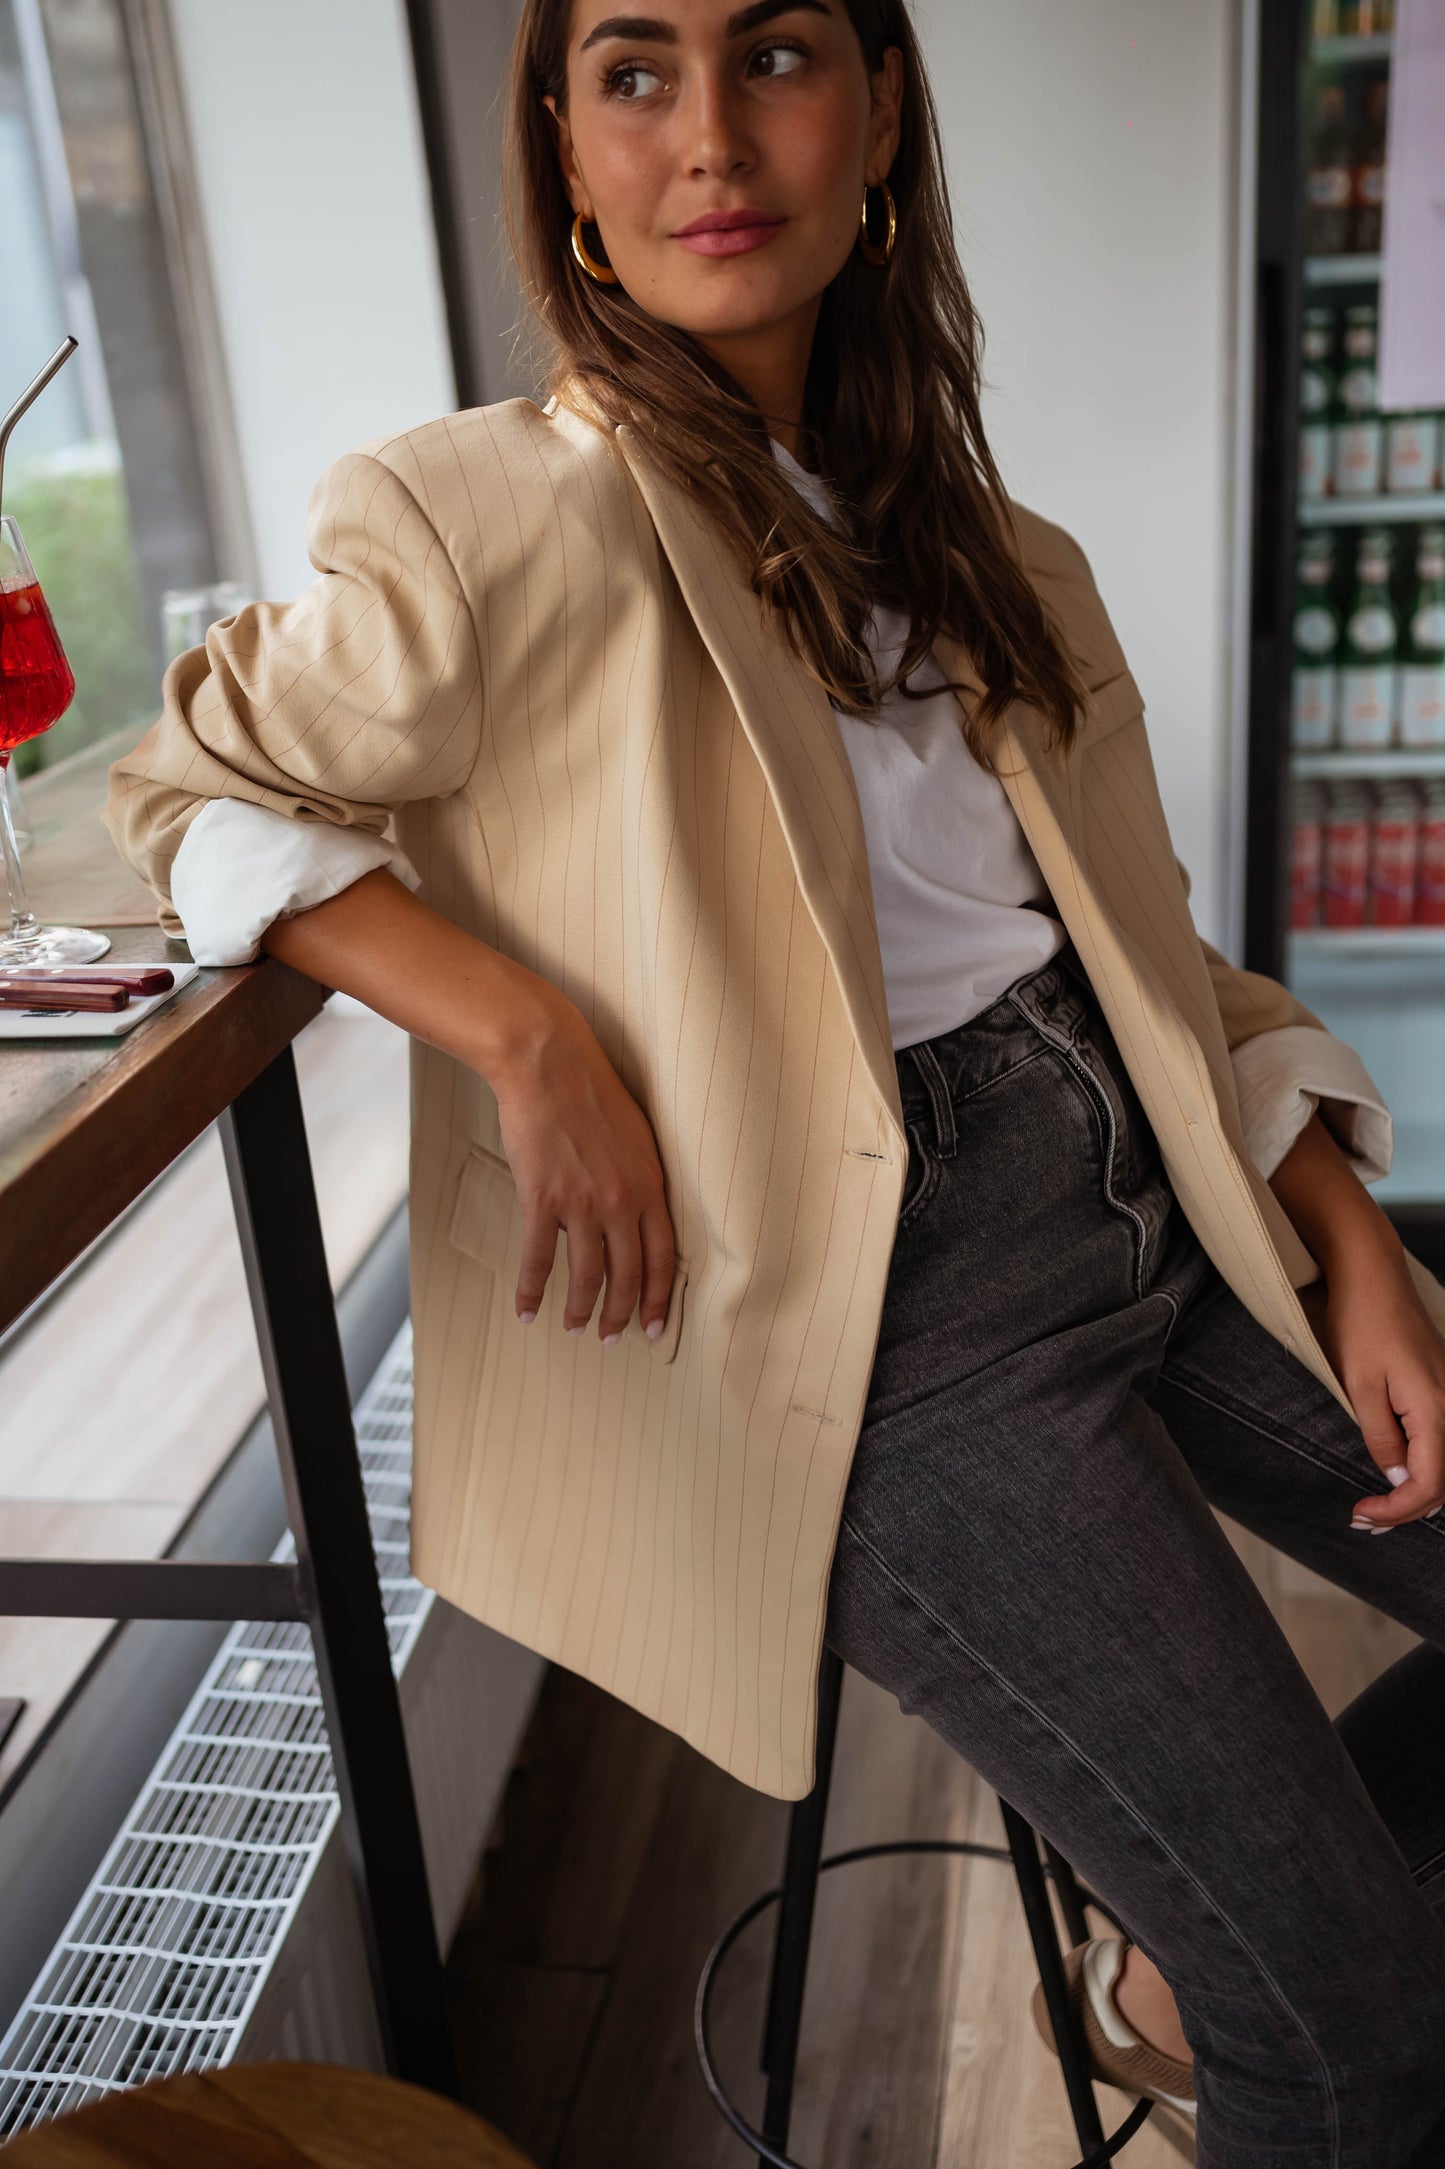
[0,1046,457,2097]
[695,1647,1157,2168]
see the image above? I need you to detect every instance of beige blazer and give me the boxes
[106,392,1445,1801]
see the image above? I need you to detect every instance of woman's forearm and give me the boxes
[258,867,561,1089]
[1268,1108,1405,1283]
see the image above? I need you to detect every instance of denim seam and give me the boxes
[1019,1016,1153,1301]
[834,1515,1344,2157]
[1160,1369,1445,1535]
[897,1045,1054,1140]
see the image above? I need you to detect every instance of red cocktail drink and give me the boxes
[0,512,110,967]
[0,577,76,752]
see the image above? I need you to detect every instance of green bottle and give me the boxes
[1339,527,1397,748]
[1400,527,1445,749]
[1291,534,1341,747]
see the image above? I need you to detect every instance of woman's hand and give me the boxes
[1319,1248,1445,1530]
[492,987,678,1346]
[261,867,678,1344]
[1270,1109,1445,1531]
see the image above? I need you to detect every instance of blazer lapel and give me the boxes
[613,419,905,1130]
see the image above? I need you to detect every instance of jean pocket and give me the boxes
[896,1116,940,1231]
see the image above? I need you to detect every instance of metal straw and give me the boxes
[0,336,79,524]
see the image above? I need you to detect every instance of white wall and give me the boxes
[166,0,456,601]
[917,0,1246,946]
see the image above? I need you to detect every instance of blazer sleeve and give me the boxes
[1037,515,1393,1185]
[103,446,484,936]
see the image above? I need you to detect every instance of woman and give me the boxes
[107,0,1445,2158]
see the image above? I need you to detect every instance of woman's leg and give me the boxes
[1151,1272,1445,1914]
[828,961,1445,2167]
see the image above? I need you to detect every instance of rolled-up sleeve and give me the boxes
[170,798,423,966]
[104,445,483,936]
[1231,1024,1393,1185]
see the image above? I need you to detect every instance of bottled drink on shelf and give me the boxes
[1385,411,1443,495]
[1400,527,1445,748]
[1323,782,1373,925]
[1351,0,1395,31]
[1368,784,1420,924]
[1312,0,1344,31]
[1332,304,1384,496]
[1419,782,1445,925]
[1290,781,1326,928]
[1299,308,1338,500]
[1339,526,1398,745]
[1307,85,1356,256]
[1351,79,1389,255]
[1292,534,1342,746]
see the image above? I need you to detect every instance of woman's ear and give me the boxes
[867,45,902,183]
[541,92,585,217]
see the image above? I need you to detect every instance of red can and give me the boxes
[1289,787,1324,929]
[1418,788,1445,926]
[1323,787,1371,928]
[1368,791,1420,926]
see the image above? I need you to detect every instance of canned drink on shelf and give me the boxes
[1289,781,1325,929]
[1322,782,1372,927]
[1367,785,1420,926]
[1418,782,1445,926]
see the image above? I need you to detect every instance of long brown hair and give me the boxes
[501,0,1088,758]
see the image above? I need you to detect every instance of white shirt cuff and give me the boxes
[1232,1024,1393,1186]
[170,798,422,965]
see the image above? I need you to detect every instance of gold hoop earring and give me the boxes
[858,180,897,267]
[571,211,620,286]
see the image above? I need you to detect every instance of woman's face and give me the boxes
[545,1,903,404]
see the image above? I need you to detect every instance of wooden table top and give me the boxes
[0,2060,537,2167]
[0,924,323,1339]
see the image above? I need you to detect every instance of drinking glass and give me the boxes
[0,511,110,966]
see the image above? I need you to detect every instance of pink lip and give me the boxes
[674,213,785,258]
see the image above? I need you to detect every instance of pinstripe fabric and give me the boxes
[104,394,1445,1800]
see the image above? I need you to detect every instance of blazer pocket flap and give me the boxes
[1082,667,1146,745]
[449,1142,518,1263]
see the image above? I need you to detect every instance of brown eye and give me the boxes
[753,41,807,77]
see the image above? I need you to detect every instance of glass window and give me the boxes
[0,0,217,774]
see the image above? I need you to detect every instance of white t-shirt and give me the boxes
[767,436,1065,1047]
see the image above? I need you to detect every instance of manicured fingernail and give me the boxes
[1351,1518,1374,1531]
[601,1331,621,1346]
[1384,1466,1409,1488]
[565,1322,584,1336]
[645,1317,664,1338]
[518,1309,536,1324]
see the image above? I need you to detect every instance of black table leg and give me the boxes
[220,1045,458,2097]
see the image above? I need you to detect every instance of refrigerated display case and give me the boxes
[1247,0,1445,1272]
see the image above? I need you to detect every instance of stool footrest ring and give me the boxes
[694,1836,1156,2169]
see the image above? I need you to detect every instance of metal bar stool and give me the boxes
[695,1646,1156,2167]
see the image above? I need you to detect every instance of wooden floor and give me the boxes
[447,1515,1418,2168]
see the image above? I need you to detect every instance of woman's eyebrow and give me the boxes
[579,1,832,55]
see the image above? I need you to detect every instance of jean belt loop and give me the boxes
[909,1039,958,1159]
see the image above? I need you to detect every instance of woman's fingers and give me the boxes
[1348,1364,1445,1529]
[515,1210,563,1323]
[595,1221,645,1344]
[562,1222,608,1335]
[637,1199,678,1341]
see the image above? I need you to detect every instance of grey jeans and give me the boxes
[823,949,1445,2168]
